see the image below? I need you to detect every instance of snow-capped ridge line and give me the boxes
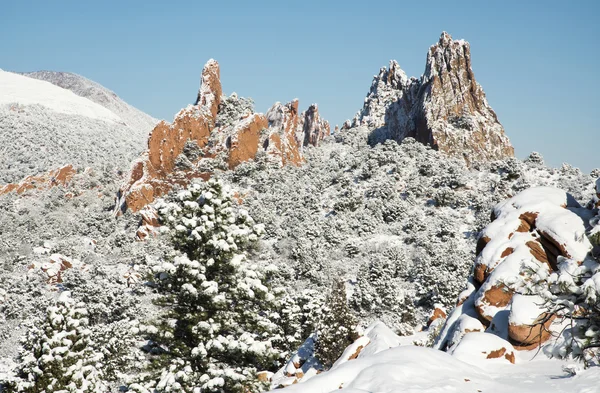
[0,70,123,123]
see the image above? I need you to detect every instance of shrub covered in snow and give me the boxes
[222,127,596,333]
[3,292,106,393]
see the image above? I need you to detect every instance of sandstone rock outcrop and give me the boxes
[265,100,304,166]
[436,186,593,353]
[0,165,76,196]
[345,32,514,164]
[450,332,516,365]
[117,60,329,214]
[427,306,447,327]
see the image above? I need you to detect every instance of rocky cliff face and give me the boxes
[117,60,329,213]
[346,32,514,163]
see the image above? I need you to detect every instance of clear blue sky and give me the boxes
[1,0,598,171]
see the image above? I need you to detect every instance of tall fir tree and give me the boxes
[315,279,358,368]
[131,179,285,393]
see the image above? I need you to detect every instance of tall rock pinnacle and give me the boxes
[346,32,514,163]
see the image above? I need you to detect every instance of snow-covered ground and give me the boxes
[271,324,600,393]
[23,70,158,132]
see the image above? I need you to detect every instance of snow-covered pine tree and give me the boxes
[351,250,415,334]
[4,292,105,393]
[514,254,600,367]
[315,279,358,368]
[134,179,284,393]
[277,289,325,352]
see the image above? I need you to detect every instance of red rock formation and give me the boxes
[117,59,222,213]
[0,165,76,196]
[195,59,222,120]
[136,207,160,240]
[265,100,304,166]
[427,307,447,327]
[226,113,269,169]
[438,187,592,352]
[28,254,86,285]
[117,60,329,214]
[346,32,514,164]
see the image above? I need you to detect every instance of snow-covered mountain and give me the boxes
[0,70,156,184]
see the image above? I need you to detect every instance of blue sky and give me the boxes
[1,0,598,171]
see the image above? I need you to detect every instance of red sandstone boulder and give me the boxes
[438,186,592,353]
[507,294,555,348]
[427,306,447,327]
[450,332,516,365]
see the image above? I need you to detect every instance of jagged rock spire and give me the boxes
[346,32,514,164]
[195,58,222,121]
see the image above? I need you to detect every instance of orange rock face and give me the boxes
[196,59,222,120]
[118,59,222,213]
[427,307,447,327]
[475,283,513,323]
[301,104,331,147]
[485,347,515,364]
[147,109,212,174]
[508,313,555,347]
[227,114,269,169]
[265,100,305,166]
[0,165,77,196]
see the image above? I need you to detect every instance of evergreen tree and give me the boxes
[315,280,358,368]
[351,251,415,334]
[4,292,105,393]
[133,179,284,393]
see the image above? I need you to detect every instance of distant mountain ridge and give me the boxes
[22,71,157,133]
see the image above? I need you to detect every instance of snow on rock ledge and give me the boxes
[450,331,516,365]
[436,186,593,353]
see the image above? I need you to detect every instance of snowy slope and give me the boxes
[0,70,156,183]
[0,70,121,122]
[22,70,158,132]
[271,324,600,393]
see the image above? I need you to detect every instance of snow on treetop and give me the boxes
[0,70,122,123]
